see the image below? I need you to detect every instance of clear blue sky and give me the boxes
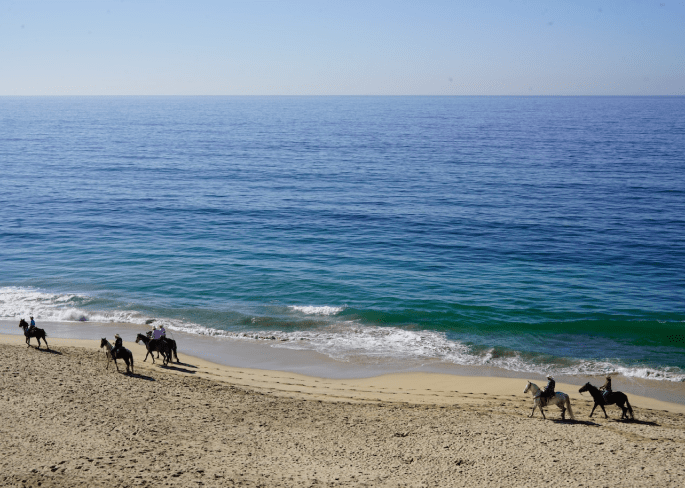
[1,0,684,95]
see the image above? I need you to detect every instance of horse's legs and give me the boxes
[530,402,537,418]
[113,358,120,372]
[561,407,566,420]
[589,403,598,417]
[600,405,608,419]
[539,406,546,420]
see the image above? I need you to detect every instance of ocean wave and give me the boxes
[248,323,685,382]
[2,286,683,382]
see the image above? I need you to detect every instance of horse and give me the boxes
[579,382,634,420]
[18,319,49,350]
[164,336,180,363]
[135,333,171,366]
[145,330,180,363]
[100,338,134,374]
[523,381,575,420]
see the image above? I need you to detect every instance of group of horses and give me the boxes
[18,319,179,376]
[18,320,635,420]
[524,380,634,421]
[101,332,180,374]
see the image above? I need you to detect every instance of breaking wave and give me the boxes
[2,286,683,382]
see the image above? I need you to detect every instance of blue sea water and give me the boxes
[1,96,684,380]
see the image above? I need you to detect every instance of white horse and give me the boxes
[523,381,575,420]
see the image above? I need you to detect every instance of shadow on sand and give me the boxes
[32,347,62,355]
[162,364,197,374]
[174,362,197,368]
[127,372,155,381]
[552,419,601,427]
[610,418,659,427]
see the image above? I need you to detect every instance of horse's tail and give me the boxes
[565,395,575,419]
[625,397,634,419]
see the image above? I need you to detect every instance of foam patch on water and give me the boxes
[288,305,346,316]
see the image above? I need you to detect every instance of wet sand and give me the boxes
[2,335,685,487]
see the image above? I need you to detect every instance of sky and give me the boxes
[1,0,684,96]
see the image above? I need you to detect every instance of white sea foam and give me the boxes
[288,305,346,316]
[261,323,685,382]
[2,287,683,382]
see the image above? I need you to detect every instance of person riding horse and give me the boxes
[29,316,36,333]
[535,375,556,403]
[112,334,123,359]
[599,375,612,403]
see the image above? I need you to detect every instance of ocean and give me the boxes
[1,96,684,381]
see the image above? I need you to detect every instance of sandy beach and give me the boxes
[2,334,685,487]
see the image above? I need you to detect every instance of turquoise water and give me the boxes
[1,96,684,380]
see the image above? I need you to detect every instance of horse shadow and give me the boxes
[129,372,156,381]
[175,362,197,368]
[610,418,658,427]
[552,419,601,427]
[161,364,197,374]
[33,347,62,355]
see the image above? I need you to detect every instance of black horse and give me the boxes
[135,333,172,366]
[19,319,49,350]
[579,382,634,420]
[145,331,180,363]
[164,336,180,363]
[100,338,134,374]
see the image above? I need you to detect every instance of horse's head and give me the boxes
[578,382,591,394]
[523,381,531,394]
[100,338,108,348]
[18,319,27,328]
[135,333,145,343]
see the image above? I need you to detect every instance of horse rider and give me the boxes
[152,325,164,341]
[112,333,123,358]
[535,375,556,402]
[599,375,612,403]
[29,316,36,333]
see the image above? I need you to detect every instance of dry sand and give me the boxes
[2,335,684,487]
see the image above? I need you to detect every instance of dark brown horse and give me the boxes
[19,319,49,350]
[135,333,171,366]
[145,331,180,363]
[579,382,634,420]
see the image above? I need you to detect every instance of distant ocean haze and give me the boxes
[1,96,683,380]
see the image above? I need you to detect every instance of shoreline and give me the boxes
[3,318,685,407]
[3,331,685,414]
